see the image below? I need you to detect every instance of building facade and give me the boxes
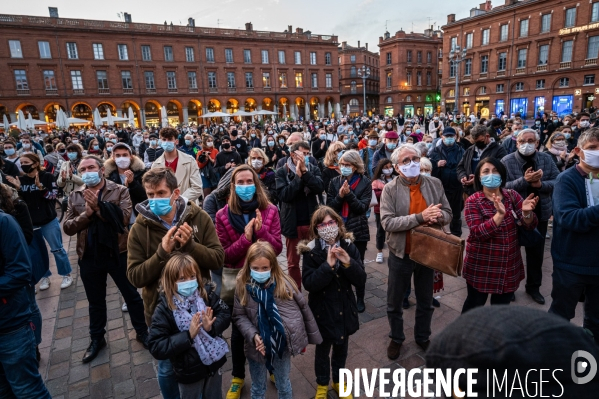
[378,29,443,118]
[338,41,379,116]
[0,14,340,127]
[442,0,599,120]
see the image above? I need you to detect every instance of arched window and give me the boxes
[478,86,487,95]
[350,81,357,94]
[386,96,393,103]
[349,99,359,106]
[406,95,412,102]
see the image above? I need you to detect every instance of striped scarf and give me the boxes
[247,281,287,372]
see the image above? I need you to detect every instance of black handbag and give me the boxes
[507,190,544,247]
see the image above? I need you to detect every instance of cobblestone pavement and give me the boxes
[38,216,583,398]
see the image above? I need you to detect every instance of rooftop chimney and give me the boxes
[296,27,303,34]
[358,40,360,48]
[342,41,347,50]
[365,43,368,51]
[447,14,456,24]
[288,25,292,33]
[485,1,493,10]
[245,22,253,31]
[124,13,132,23]
[479,3,486,9]
[505,0,517,5]
[48,7,58,18]
[188,18,195,27]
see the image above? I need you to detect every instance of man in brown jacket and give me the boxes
[63,155,147,364]
[126,167,224,399]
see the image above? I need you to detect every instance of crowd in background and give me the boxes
[1,106,599,398]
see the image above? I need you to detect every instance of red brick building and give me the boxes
[0,13,340,127]
[442,0,599,120]
[338,41,379,116]
[378,28,443,118]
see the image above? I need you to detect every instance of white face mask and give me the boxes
[582,149,599,168]
[382,168,393,176]
[580,120,591,128]
[398,161,421,178]
[115,157,131,169]
[250,159,263,169]
[518,143,536,156]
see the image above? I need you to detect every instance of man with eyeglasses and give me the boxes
[380,144,452,360]
[501,129,560,304]
[574,112,592,141]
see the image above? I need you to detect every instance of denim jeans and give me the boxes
[387,252,434,343]
[549,268,599,343]
[26,286,42,345]
[248,351,292,399]
[178,372,222,399]
[0,324,51,399]
[39,218,72,277]
[157,359,181,399]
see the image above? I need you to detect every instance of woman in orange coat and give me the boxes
[196,133,219,198]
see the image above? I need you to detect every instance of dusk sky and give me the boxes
[6,0,479,52]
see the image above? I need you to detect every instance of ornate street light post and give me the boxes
[357,65,371,117]
[448,45,468,118]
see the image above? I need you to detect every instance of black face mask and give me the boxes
[475,140,486,149]
[222,143,231,150]
[22,164,34,174]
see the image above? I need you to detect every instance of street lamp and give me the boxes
[448,45,468,118]
[357,65,371,116]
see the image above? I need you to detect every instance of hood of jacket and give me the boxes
[104,155,145,177]
[134,196,192,229]
[296,231,355,255]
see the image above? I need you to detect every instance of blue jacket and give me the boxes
[551,166,599,275]
[0,211,33,333]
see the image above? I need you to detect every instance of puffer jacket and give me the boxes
[326,174,372,242]
[147,282,230,384]
[104,156,147,214]
[215,203,282,269]
[232,281,322,363]
[127,198,225,326]
[300,234,366,342]
[63,179,131,259]
[501,150,560,221]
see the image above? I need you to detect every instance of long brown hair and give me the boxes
[19,153,44,172]
[308,206,348,242]
[235,241,297,306]
[228,164,270,214]
[161,253,208,310]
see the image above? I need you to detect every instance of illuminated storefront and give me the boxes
[534,97,546,118]
[552,95,573,117]
[510,98,528,119]
[495,100,505,116]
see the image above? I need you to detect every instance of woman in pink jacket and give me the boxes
[215,164,282,398]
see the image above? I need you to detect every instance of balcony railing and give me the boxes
[188,88,198,93]
[559,62,572,69]
[262,87,271,92]
[585,58,598,66]
[73,89,84,94]
[167,88,178,93]
[123,88,134,94]
[45,89,58,95]
[537,65,548,72]
[227,87,236,93]
[146,88,156,94]
[245,87,254,92]
[16,89,30,95]
[295,87,304,91]
[209,87,218,93]
[497,71,506,77]
[98,88,110,94]
[479,72,488,78]
[515,67,525,74]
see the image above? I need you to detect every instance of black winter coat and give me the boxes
[276,165,324,238]
[147,284,230,384]
[326,174,372,242]
[105,157,147,215]
[300,236,366,343]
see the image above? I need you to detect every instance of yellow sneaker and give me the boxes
[226,377,244,399]
[315,384,329,399]
[332,382,353,399]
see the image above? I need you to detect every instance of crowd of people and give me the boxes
[1,108,598,398]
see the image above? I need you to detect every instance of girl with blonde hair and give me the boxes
[233,241,322,399]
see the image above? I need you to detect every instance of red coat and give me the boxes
[463,189,538,294]
[215,203,282,269]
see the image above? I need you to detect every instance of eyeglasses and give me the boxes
[518,139,537,145]
[398,156,421,166]
[316,220,337,229]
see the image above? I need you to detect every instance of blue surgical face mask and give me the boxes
[386,142,397,150]
[82,171,101,187]
[67,152,78,161]
[343,139,349,145]
[416,129,422,134]
[161,141,175,152]
[553,119,559,124]
[148,193,174,216]
[535,121,541,126]
[235,184,256,201]
[320,134,326,140]
[111,138,117,144]
[340,166,353,176]
[185,140,192,146]
[425,143,433,149]
[337,150,344,160]
[177,279,198,297]
[480,173,502,188]
[368,139,378,146]
[251,269,271,283]
[268,141,275,147]
[304,155,310,165]
[4,148,15,156]
[279,139,285,145]
[444,137,456,146]
[251,134,256,138]
[563,133,571,139]
[150,140,157,146]
[93,145,99,151]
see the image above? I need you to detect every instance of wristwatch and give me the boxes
[523,212,532,219]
